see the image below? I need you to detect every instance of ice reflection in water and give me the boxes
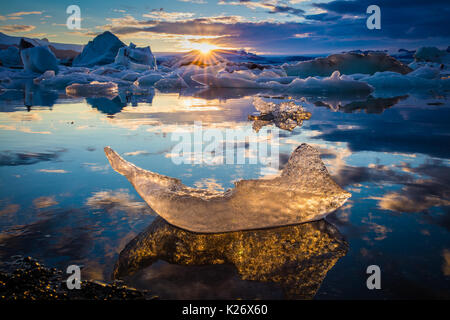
[114,217,348,300]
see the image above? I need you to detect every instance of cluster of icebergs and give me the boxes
[0,31,449,98]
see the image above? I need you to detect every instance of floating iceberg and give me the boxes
[407,65,441,79]
[191,69,373,94]
[282,52,412,77]
[154,76,188,90]
[115,43,157,70]
[414,46,450,64]
[285,71,374,94]
[120,72,140,82]
[33,70,55,84]
[104,143,351,233]
[360,69,446,91]
[20,45,59,74]
[66,81,118,97]
[72,31,125,67]
[134,72,163,86]
[249,97,311,132]
[177,65,224,87]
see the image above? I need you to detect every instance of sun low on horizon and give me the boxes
[189,42,222,55]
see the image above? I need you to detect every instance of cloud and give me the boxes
[0,124,51,134]
[0,208,95,263]
[0,1,447,54]
[219,0,305,17]
[194,178,225,192]
[361,218,392,241]
[26,33,48,38]
[178,0,207,3]
[313,0,450,40]
[293,33,311,38]
[33,196,58,209]
[0,204,20,216]
[78,0,448,53]
[375,192,449,213]
[103,16,312,52]
[312,103,450,159]
[332,163,412,188]
[98,0,447,53]
[0,24,36,33]
[372,160,450,214]
[7,11,43,17]
[82,162,110,172]
[0,149,66,167]
[85,189,155,215]
[0,11,42,21]
[0,16,20,21]
[123,150,150,156]
[142,9,195,21]
[38,169,69,173]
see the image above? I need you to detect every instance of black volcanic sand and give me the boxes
[0,256,157,300]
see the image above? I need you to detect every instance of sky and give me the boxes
[0,0,449,54]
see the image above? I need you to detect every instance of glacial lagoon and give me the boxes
[0,87,449,299]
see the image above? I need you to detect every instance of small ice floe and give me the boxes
[285,70,374,94]
[104,143,351,233]
[33,70,55,84]
[154,75,188,90]
[134,72,163,86]
[120,72,140,82]
[249,97,311,132]
[66,81,118,97]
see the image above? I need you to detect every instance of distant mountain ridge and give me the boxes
[0,32,83,52]
[0,32,84,63]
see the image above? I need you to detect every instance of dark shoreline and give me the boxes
[0,256,157,300]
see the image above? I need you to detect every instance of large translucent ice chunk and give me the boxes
[104,144,351,233]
